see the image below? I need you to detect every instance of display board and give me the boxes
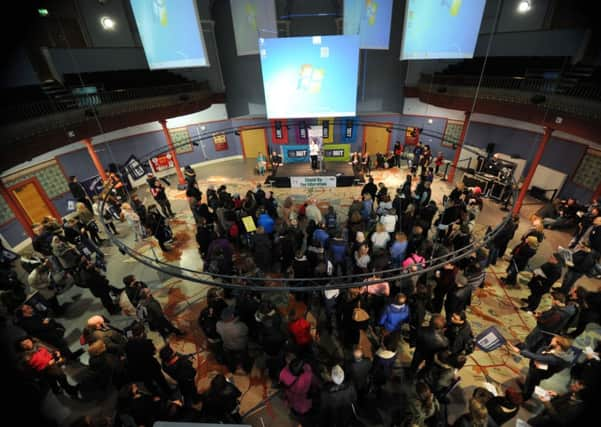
[213,134,229,151]
[149,152,175,173]
[282,145,310,164]
[400,0,486,60]
[230,0,277,55]
[572,151,601,191]
[259,35,360,118]
[443,120,463,147]
[323,144,351,162]
[169,128,193,154]
[130,0,209,69]
[343,0,393,49]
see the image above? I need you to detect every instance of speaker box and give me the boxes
[275,121,282,139]
[486,143,495,154]
[530,186,547,201]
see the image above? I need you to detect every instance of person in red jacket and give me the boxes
[16,336,79,398]
[288,309,313,355]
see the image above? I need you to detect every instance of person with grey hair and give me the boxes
[319,365,358,427]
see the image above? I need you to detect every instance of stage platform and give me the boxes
[266,162,363,188]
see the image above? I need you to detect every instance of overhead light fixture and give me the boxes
[100,16,116,30]
[427,118,433,124]
[517,0,531,13]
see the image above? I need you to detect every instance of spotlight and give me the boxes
[427,118,433,124]
[100,16,116,31]
[517,0,531,13]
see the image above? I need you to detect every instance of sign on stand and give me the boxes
[291,176,336,188]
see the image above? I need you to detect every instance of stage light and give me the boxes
[517,0,531,13]
[100,16,116,31]
[427,118,433,124]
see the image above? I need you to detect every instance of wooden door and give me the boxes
[11,181,54,225]
[363,125,390,155]
[241,128,267,159]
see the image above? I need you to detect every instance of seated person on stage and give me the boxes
[385,151,395,169]
[376,152,385,169]
[270,151,282,172]
[362,152,371,175]
[351,152,361,174]
[256,152,267,176]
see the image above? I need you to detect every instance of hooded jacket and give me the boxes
[319,381,358,427]
[372,347,397,385]
[379,303,410,332]
[279,363,314,414]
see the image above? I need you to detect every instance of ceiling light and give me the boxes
[427,118,433,124]
[100,16,116,30]
[517,0,531,13]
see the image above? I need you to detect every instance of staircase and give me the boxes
[40,79,78,111]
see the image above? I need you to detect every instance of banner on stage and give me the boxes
[282,145,310,163]
[291,176,336,188]
[323,143,351,162]
[475,326,506,352]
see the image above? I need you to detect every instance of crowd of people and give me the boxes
[1,160,600,427]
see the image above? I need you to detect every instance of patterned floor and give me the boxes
[51,161,600,426]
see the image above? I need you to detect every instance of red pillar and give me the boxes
[159,119,186,188]
[447,111,471,183]
[82,138,108,181]
[0,181,34,237]
[513,126,554,215]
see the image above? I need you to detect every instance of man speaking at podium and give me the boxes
[310,138,319,170]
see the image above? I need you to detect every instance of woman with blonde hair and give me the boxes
[371,222,390,253]
[76,201,103,244]
[120,202,143,242]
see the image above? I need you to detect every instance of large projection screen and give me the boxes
[129,0,209,69]
[344,0,393,50]
[400,0,487,60]
[259,35,360,119]
[230,0,278,55]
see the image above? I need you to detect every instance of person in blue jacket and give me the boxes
[257,209,274,234]
[379,293,410,335]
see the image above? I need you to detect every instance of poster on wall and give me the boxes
[213,133,229,151]
[149,152,175,173]
[123,155,146,180]
[405,127,419,146]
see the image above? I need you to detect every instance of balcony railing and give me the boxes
[419,74,601,101]
[0,81,208,125]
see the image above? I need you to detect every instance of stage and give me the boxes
[266,162,363,188]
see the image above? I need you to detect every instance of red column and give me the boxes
[82,138,108,181]
[0,181,34,237]
[159,119,186,187]
[447,111,471,183]
[513,126,554,215]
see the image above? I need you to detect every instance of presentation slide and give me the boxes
[230,0,277,55]
[344,0,393,49]
[129,0,209,69]
[259,35,360,119]
[400,0,487,60]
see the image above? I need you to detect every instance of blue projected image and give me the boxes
[400,0,487,60]
[344,0,393,49]
[259,35,360,119]
[130,0,209,69]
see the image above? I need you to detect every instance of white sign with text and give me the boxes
[290,176,336,188]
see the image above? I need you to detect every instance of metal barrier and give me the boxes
[98,127,516,292]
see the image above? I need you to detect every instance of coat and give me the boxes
[346,358,372,392]
[445,285,472,319]
[372,348,396,386]
[279,363,314,414]
[319,381,358,427]
[446,321,474,356]
[252,233,273,270]
[421,353,455,395]
[216,319,249,351]
[379,303,410,332]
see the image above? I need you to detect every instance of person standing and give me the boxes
[394,141,403,168]
[410,314,449,374]
[319,365,358,427]
[125,321,173,397]
[445,311,474,357]
[78,258,120,315]
[216,306,252,373]
[502,236,538,287]
[310,139,319,170]
[150,180,175,218]
[159,345,201,407]
[137,288,184,338]
[68,176,94,216]
[444,272,473,324]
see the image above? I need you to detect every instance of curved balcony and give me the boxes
[409,73,601,143]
